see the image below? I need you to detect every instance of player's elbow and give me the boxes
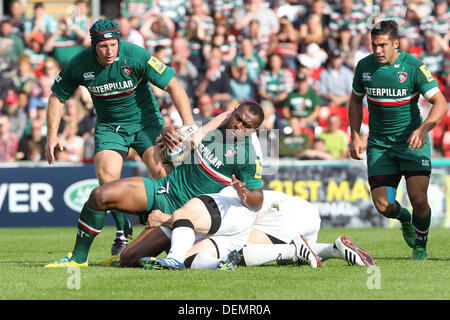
[246,189,264,212]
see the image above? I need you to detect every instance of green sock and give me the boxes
[412,211,431,248]
[72,204,106,263]
[110,210,131,231]
[394,201,412,223]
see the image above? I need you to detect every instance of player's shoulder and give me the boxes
[400,51,426,68]
[119,40,150,61]
[355,53,377,69]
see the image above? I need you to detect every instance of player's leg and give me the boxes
[119,227,171,267]
[94,149,133,255]
[45,177,149,267]
[405,174,431,260]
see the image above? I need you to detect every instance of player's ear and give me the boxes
[393,38,399,49]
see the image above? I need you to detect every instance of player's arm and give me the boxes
[189,111,233,148]
[164,77,194,125]
[348,60,366,161]
[231,174,264,211]
[408,91,448,150]
[45,94,66,164]
[146,209,173,229]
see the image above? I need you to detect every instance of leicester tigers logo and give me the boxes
[121,66,132,76]
[397,71,407,83]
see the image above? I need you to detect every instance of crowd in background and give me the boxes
[0,0,448,163]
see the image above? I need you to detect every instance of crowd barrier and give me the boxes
[1,159,450,228]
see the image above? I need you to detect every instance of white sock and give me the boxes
[190,252,221,269]
[167,226,195,262]
[242,244,295,266]
[310,243,343,261]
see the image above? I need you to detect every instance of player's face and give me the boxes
[372,34,399,66]
[226,106,260,141]
[95,39,119,66]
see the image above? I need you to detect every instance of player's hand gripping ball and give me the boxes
[164,124,199,163]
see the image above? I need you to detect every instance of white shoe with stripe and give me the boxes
[334,235,376,266]
[292,235,321,268]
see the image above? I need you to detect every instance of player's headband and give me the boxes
[90,19,120,47]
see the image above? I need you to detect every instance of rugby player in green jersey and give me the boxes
[44,19,194,255]
[44,101,264,267]
[348,20,448,260]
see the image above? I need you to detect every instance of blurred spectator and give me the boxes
[420,34,446,78]
[295,0,331,34]
[298,13,328,51]
[180,15,208,72]
[14,55,37,96]
[257,53,295,107]
[317,113,349,159]
[277,0,307,22]
[60,120,84,162]
[296,137,334,160]
[245,19,269,59]
[279,117,311,158]
[155,0,186,26]
[16,118,46,161]
[0,19,25,63]
[401,3,424,48]
[329,0,367,38]
[28,75,52,119]
[195,56,231,105]
[193,93,215,125]
[140,14,175,62]
[282,72,322,129]
[23,31,47,77]
[208,1,244,25]
[54,147,69,161]
[267,16,299,72]
[172,52,199,104]
[77,107,97,140]
[6,0,26,38]
[231,37,265,83]
[203,16,237,63]
[328,25,357,69]
[421,0,449,38]
[179,0,215,39]
[234,0,279,38]
[318,49,353,107]
[0,114,19,162]
[119,16,145,48]
[82,127,95,163]
[120,0,156,29]
[42,57,61,83]
[71,0,91,41]
[258,99,282,159]
[59,98,81,133]
[2,91,27,139]
[354,32,372,67]
[24,2,57,44]
[230,60,257,101]
[43,16,86,67]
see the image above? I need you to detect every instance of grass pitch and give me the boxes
[0,226,449,300]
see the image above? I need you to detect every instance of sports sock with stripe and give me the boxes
[71,203,106,263]
[412,210,431,248]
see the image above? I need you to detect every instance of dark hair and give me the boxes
[371,20,400,41]
[237,101,265,128]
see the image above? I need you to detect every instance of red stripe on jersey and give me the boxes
[195,151,231,186]
[367,94,419,106]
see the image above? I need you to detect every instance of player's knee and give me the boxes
[372,198,393,217]
[119,246,139,267]
[410,192,428,210]
[88,186,108,210]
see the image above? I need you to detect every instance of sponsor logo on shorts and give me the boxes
[422,159,430,167]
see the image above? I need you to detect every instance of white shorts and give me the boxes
[252,191,321,244]
[202,193,254,261]
[159,193,253,261]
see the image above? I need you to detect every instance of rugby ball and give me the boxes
[164,124,198,163]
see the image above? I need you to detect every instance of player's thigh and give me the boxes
[366,143,400,178]
[94,150,125,184]
[186,238,219,259]
[90,177,148,213]
[405,174,430,207]
[172,197,212,234]
[247,229,274,245]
